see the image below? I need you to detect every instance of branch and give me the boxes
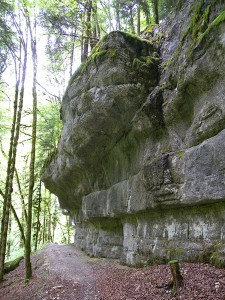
[1,90,11,102]
[20,138,32,143]
[43,32,99,41]
[0,187,5,200]
[36,81,60,99]
[0,143,8,159]
[20,131,32,138]
[15,168,27,223]
[11,203,26,245]
[21,124,32,128]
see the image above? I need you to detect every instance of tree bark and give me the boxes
[34,181,42,251]
[25,8,38,280]
[141,0,150,25]
[115,1,121,30]
[83,0,92,62]
[152,0,159,24]
[168,260,183,293]
[91,0,99,49]
[129,5,135,34]
[0,29,28,282]
[137,1,141,34]
[15,168,27,222]
[69,28,76,77]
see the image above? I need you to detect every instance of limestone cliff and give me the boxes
[41,0,225,266]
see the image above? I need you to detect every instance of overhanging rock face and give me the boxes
[42,1,225,266]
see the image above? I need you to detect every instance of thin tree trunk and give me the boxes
[168,260,183,293]
[141,0,150,25]
[46,201,52,242]
[66,216,71,244]
[130,6,135,34]
[11,203,26,245]
[6,212,12,259]
[107,0,113,31]
[80,11,85,62]
[0,190,26,248]
[0,31,28,282]
[137,2,141,34]
[152,0,159,24]
[91,0,98,49]
[83,0,92,61]
[34,181,42,251]
[115,2,121,30]
[25,8,38,280]
[42,209,46,244]
[69,28,76,77]
[15,168,27,222]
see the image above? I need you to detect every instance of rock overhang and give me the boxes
[41,5,225,266]
[41,31,160,210]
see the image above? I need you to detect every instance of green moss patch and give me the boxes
[198,10,225,41]
[4,256,24,274]
[109,48,117,61]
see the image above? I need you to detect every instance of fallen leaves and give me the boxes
[1,244,225,300]
[93,262,225,300]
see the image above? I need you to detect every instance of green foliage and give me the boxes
[180,0,211,46]
[210,241,225,268]
[0,94,11,142]
[168,248,184,260]
[0,0,15,74]
[36,101,62,171]
[109,48,117,61]
[168,259,179,264]
[143,24,158,34]
[132,55,156,70]
[91,49,107,62]
[163,1,224,72]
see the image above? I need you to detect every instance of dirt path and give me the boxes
[1,243,225,300]
[1,243,101,300]
[42,244,99,299]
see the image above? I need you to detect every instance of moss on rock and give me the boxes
[198,10,225,41]
[4,256,24,274]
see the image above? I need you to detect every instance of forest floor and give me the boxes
[0,243,225,300]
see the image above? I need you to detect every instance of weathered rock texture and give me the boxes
[42,1,225,266]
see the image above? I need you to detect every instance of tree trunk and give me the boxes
[6,213,11,259]
[83,0,92,62]
[152,0,159,24]
[91,0,99,49]
[141,0,150,25]
[137,1,141,34]
[69,29,76,77]
[66,216,71,244]
[25,9,38,280]
[42,209,46,244]
[168,260,183,293]
[0,30,28,282]
[34,182,42,251]
[15,168,27,222]
[129,6,135,34]
[11,203,26,245]
[115,2,121,30]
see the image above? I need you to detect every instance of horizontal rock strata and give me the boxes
[42,1,225,266]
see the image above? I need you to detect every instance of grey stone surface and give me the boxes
[42,3,225,265]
